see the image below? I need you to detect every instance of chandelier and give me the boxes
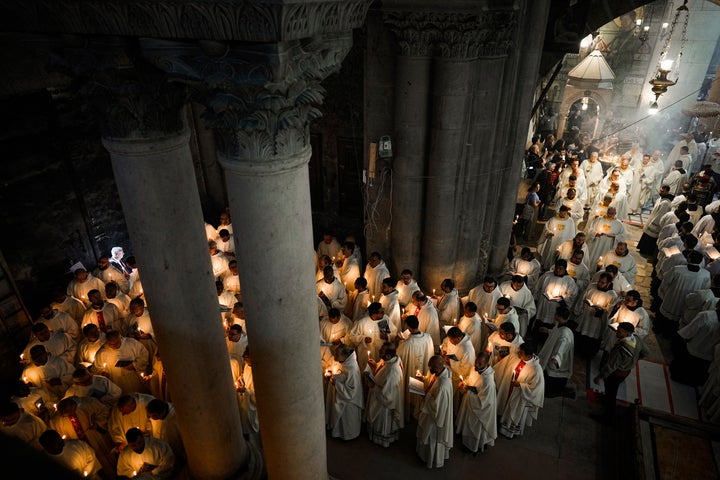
[648,0,690,113]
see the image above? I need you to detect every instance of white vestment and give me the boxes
[365,356,404,447]
[108,392,155,445]
[538,325,574,379]
[364,261,390,299]
[678,310,720,361]
[416,367,453,468]
[466,285,501,319]
[495,354,544,438]
[116,436,175,479]
[39,309,79,342]
[45,438,100,477]
[659,265,711,320]
[92,337,150,394]
[455,366,497,452]
[81,302,122,334]
[397,331,434,416]
[67,274,106,307]
[325,351,364,440]
[380,290,402,333]
[537,216,576,269]
[409,300,440,348]
[598,250,637,286]
[533,272,578,323]
[506,256,542,288]
[397,279,420,308]
[316,277,348,310]
[437,289,461,328]
[586,216,626,266]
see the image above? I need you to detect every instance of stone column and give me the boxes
[385,14,433,278]
[419,16,484,292]
[488,0,552,273]
[86,64,251,478]
[143,34,354,480]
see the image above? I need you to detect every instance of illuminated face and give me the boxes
[511,280,524,291]
[620,158,630,169]
[615,243,628,256]
[590,152,598,162]
[227,329,242,342]
[119,400,137,416]
[329,315,340,325]
[566,189,576,200]
[553,264,567,276]
[89,291,103,308]
[369,256,381,268]
[475,355,489,372]
[570,253,583,265]
[341,246,351,258]
[372,307,385,319]
[597,276,611,290]
[380,282,391,295]
[624,295,638,307]
[463,306,474,317]
[35,327,51,342]
[322,235,333,245]
[401,274,412,285]
[558,209,569,219]
[652,151,661,161]
[129,303,144,318]
[482,282,496,293]
[606,207,617,218]
[495,303,508,314]
[75,269,89,283]
[85,326,100,342]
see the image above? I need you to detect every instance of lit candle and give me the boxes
[103,362,107,369]
[53,403,57,410]
[453,318,457,325]
[35,401,42,409]
[133,471,137,477]
[22,376,27,382]
[416,369,422,377]
[367,349,371,358]
[432,288,436,296]
[460,375,464,382]
[325,369,332,378]
[19,353,24,361]
[61,434,66,439]
[140,372,145,379]
[84,472,88,478]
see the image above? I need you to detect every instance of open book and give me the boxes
[408,376,426,396]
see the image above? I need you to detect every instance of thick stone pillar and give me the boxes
[91,75,250,478]
[142,34,354,479]
[488,0,552,273]
[386,14,433,278]
[211,36,352,480]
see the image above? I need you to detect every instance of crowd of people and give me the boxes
[6,126,720,476]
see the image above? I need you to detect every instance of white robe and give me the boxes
[22,355,74,400]
[533,272,578,324]
[396,331,435,416]
[408,300,440,348]
[586,216,626,266]
[538,325,574,379]
[108,392,155,445]
[643,197,673,237]
[457,314,483,354]
[365,356,404,447]
[364,261,390,299]
[67,274,106,307]
[466,286,501,319]
[380,290,402,333]
[116,436,175,479]
[499,282,536,336]
[338,256,361,292]
[682,289,719,328]
[52,295,86,324]
[416,367,453,468]
[45,438,100,477]
[678,310,720,361]
[581,158,604,206]
[495,354,544,438]
[437,289,461,328]
[397,279,420,308]
[349,314,397,370]
[575,285,618,339]
[0,411,47,450]
[319,315,352,345]
[598,251,637,286]
[538,216,576,269]
[506,256,542,288]
[64,374,122,407]
[81,302,122,334]
[149,403,184,462]
[23,331,76,366]
[92,337,150,394]
[95,265,130,294]
[455,366,497,452]
[659,265,711,320]
[601,305,651,351]
[316,278,348,310]
[39,310,79,342]
[325,352,363,440]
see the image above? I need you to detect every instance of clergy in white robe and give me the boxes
[682,282,720,328]
[349,303,397,371]
[147,399,185,465]
[365,343,404,447]
[67,269,106,307]
[92,331,149,395]
[345,278,370,321]
[416,355,453,468]
[538,207,576,269]
[601,291,650,351]
[226,324,249,363]
[316,267,348,310]
[379,278,402,333]
[538,313,574,397]
[23,346,74,400]
[455,352,497,453]
[320,308,353,345]
[441,328,476,391]
[52,396,116,475]
[555,234,589,267]
[597,241,637,286]
[581,152,604,207]
[117,428,175,479]
[109,392,155,448]
[486,323,524,366]
[317,234,342,260]
[493,298,520,334]
[77,324,105,367]
[495,344,545,438]
[51,290,87,325]
[435,279,461,330]
[337,242,361,292]
[659,252,711,321]
[466,277,501,319]
[396,315,435,419]
[364,253,391,299]
[325,346,363,440]
[81,290,122,334]
[65,367,122,407]
[586,208,626,266]
[38,306,80,342]
[566,252,591,312]
[209,241,230,280]
[0,402,47,451]
[106,282,131,323]
[554,189,584,229]
[95,255,130,294]
[506,248,542,289]
[457,303,484,354]
[678,309,720,362]
[397,270,421,308]
[407,291,441,348]
[533,260,578,325]
[125,299,157,366]
[575,274,618,341]
[628,155,657,213]
[40,431,101,478]
[24,323,77,366]
[499,277,537,337]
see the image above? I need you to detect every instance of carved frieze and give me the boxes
[141,34,353,161]
[384,10,516,59]
[0,0,371,43]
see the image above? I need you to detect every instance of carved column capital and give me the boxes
[141,33,353,161]
[384,10,517,59]
[46,36,188,139]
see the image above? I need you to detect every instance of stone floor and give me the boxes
[326,219,667,479]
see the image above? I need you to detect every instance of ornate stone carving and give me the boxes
[384,10,516,59]
[141,33,353,161]
[0,0,371,43]
[46,37,188,139]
